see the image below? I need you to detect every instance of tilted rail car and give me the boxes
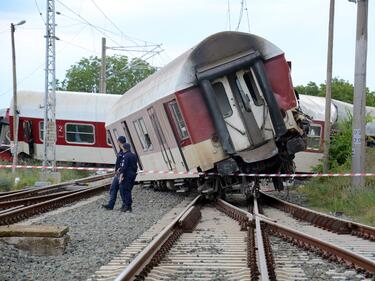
[2,91,121,165]
[106,31,310,196]
[295,94,375,172]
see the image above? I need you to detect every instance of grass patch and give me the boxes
[298,177,375,226]
[300,146,375,226]
[299,115,375,226]
[0,159,93,192]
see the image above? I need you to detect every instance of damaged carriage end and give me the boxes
[196,50,306,161]
[195,46,309,194]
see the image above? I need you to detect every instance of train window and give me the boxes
[113,128,119,140]
[39,121,44,141]
[168,101,189,140]
[307,124,322,150]
[133,118,153,151]
[106,131,112,146]
[65,123,95,144]
[235,78,252,112]
[212,82,233,118]
[243,71,264,106]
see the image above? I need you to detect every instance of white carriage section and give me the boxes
[9,91,121,122]
[32,143,115,164]
[110,122,187,173]
[298,95,337,123]
[298,94,375,136]
[235,69,274,140]
[109,103,188,173]
[182,139,226,171]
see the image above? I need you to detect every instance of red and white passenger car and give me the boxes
[2,91,121,164]
[106,31,309,193]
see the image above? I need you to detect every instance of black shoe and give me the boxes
[102,204,113,210]
[121,206,132,213]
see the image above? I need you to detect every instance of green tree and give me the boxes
[295,77,375,106]
[295,81,320,96]
[61,55,156,95]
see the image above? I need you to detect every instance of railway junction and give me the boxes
[0,173,374,280]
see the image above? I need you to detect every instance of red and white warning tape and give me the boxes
[0,165,113,172]
[0,164,375,177]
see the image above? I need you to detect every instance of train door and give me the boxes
[147,107,175,170]
[211,76,262,151]
[22,120,34,156]
[121,121,143,170]
[0,118,10,148]
[234,69,273,140]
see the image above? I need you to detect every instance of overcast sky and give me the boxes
[0,0,374,109]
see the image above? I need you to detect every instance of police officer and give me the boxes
[102,135,127,210]
[119,143,138,212]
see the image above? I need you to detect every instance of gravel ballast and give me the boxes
[0,185,186,281]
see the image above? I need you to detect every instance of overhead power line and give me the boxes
[244,0,250,32]
[34,0,46,24]
[235,0,244,31]
[227,0,231,30]
[90,0,140,46]
[55,0,122,47]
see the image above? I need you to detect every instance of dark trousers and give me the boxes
[120,175,136,209]
[108,176,125,209]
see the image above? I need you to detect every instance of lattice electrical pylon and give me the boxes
[42,0,57,170]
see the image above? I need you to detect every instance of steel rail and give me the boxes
[216,198,274,280]
[253,197,270,281]
[262,218,375,274]
[218,196,374,277]
[0,172,113,202]
[260,191,375,240]
[114,195,202,281]
[0,189,83,210]
[0,187,34,196]
[0,178,111,225]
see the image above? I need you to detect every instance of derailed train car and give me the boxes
[106,31,309,196]
[295,94,375,172]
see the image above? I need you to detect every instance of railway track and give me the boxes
[103,190,374,281]
[2,175,374,280]
[0,173,113,226]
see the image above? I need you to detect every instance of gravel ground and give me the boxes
[0,185,187,281]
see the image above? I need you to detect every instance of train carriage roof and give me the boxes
[299,94,375,136]
[106,31,284,126]
[298,95,338,123]
[9,91,120,122]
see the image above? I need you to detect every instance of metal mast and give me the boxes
[43,0,57,170]
[323,0,335,173]
[352,0,368,187]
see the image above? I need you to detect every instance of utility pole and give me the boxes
[323,0,335,173]
[10,20,26,173]
[43,0,57,171]
[352,0,368,187]
[99,37,106,93]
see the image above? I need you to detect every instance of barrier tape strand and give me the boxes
[0,165,374,177]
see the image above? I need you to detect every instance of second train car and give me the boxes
[106,31,310,196]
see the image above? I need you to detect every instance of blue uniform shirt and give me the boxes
[120,151,138,178]
[115,150,125,172]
